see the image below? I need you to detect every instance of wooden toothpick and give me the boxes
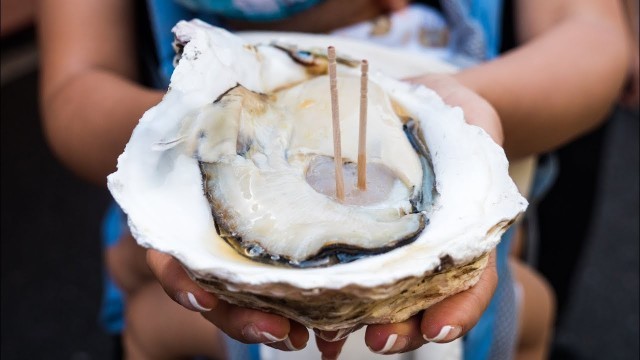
[357,59,368,190]
[328,46,345,202]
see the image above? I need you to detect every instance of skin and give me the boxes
[143,73,503,358]
[451,0,629,160]
[619,0,639,110]
[510,258,556,360]
[38,0,629,358]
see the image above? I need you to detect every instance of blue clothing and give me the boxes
[100,202,127,334]
[101,2,539,360]
[175,0,322,21]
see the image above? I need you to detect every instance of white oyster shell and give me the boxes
[107,20,528,330]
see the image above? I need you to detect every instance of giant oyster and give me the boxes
[107,20,528,331]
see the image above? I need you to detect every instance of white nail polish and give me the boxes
[371,334,409,354]
[283,336,302,351]
[375,334,398,354]
[186,292,212,311]
[315,327,353,342]
[176,291,212,312]
[242,324,287,343]
[261,331,286,343]
[423,325,462,343]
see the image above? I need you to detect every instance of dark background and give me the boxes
[2,23,638,360]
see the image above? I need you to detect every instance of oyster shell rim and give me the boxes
[186,253,490,331]
[107,21,528,295]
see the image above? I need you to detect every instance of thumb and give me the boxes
[146,249,218,312]
[421,251,498,343]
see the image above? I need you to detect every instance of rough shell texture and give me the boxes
[190,253,489,331]
[106,20,528,331]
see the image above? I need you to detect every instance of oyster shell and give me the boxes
[107,20,528,331]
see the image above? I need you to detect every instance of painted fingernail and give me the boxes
[314,327,352,342]
[423,325,462,343]
[282,336,304,351]
[176,291,212,312]
[242,324,286,343]
[371,334,409,354]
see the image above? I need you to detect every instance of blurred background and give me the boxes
[1,1,638,359]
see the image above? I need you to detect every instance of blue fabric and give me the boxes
[223,334,261,360]
[175,0,322,21]
[469,0,503,59]
[464,227,515,360]
[530,154,559,200]
[440,0,503,67]
[146,0,220,87]
[447,3,511,358]
[99,202,127,334]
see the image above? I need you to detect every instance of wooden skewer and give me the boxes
[357,59,368,190]
[328,46,345,202]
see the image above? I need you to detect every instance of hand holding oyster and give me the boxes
[107,19,527,348]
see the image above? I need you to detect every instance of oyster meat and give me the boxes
[193,76,428,268]
[107,20,528,331]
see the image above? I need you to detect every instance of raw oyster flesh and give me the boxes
[189,76,433,268]
[107,20,528,331]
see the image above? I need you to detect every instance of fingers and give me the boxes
[202,300,289,343]
[406,74,504,145]
[146,249,218,312]
[365,315,426,354]
[313,325,362,359]
[362,251,497,354]
[315,334,348,360]
[265,320,309,351]
[421,251,498,343]
[146,249,309,350]
[203,302,309,349]
[314,326,360,342]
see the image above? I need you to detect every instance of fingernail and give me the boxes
[371,333,409,354]
[423,325,462,343]
[242,324,286,343]
[176,291,212,312]
[282,336,304,351]
[314,327,352,342]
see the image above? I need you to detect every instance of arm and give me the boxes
[619,0,639,109]
[39,0,163,186]
[454,0,630,159]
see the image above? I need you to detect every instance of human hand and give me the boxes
[146,249,310,351]
[147,74,501,357]
[312,251,497,358]
[148,247,497,357]
[316,74,503,358]
[408,73,503,145]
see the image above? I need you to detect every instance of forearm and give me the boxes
[455,11,629,159]
[38,0,165,185]
[42,70,163,185]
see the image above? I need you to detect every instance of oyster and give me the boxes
[194,77,427,268]
[107,20,527,331]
